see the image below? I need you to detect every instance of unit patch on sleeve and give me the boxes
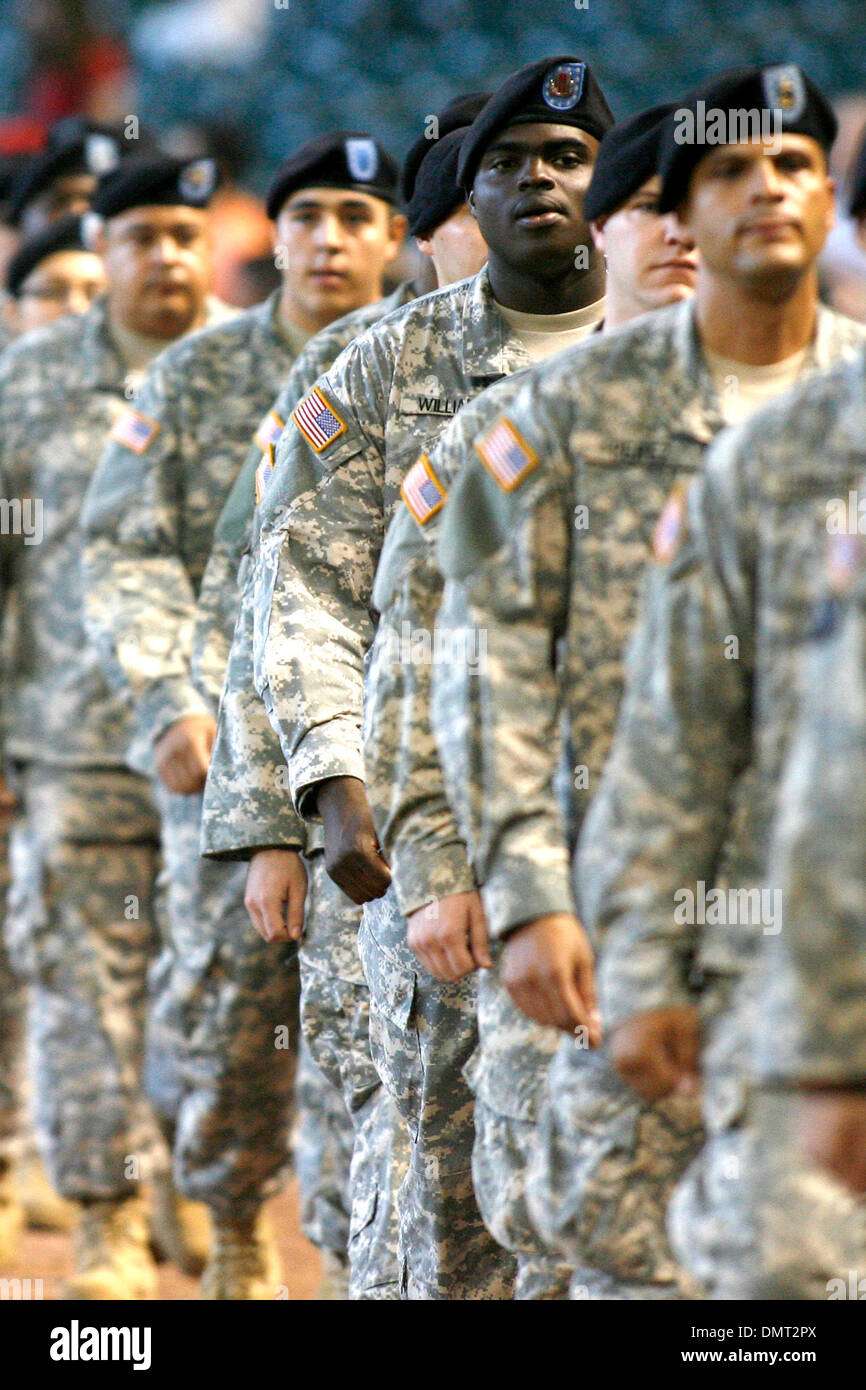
[292,387,347,452]
[110,408,161,455]
[253,408,285,452]
[475,417,538,492]
[401,453,447,525]
[254,445,276,505]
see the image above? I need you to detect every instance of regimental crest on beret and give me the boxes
[542,62,585,113]
[85,133,120,176]
[179,158,218,203]
[345,138,379,183]
[761,65,806,124]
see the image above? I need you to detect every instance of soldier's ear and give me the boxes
[467,189,477,219]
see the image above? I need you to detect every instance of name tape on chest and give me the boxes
[292,387,347,452]
[254,445,276,505]
[110,408,160,455]
[253,408,285,452]
[401,453,447,526]
[475,416,538,492]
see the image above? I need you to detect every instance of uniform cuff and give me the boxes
[290,728,366,820]
[391,841,477,918]
[480,856,576,942]
[598,942,695,1032]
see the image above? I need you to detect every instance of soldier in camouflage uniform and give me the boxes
[423,68,863,1300]
[750,481,866,1297]
[199,95,489,1298]
[81,134,407,1299]
[0,216,106,1258]
[252,58,613,1298]
[576,71,866,1298]
[0,155,226,1298]
[373,104,701,1300]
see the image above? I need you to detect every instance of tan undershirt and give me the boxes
[496,297,606,363]
[704,344,810,426]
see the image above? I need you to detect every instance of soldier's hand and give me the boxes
[316,775,391,904]
[407,891,492,981]
[245,848,307,943]
[154,714,217,794]
[797,1090,866,1193]
[609,1007,701,1102]
[0,773,18,823]
[501,914,602,1044]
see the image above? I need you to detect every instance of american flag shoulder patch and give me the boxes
[254,445,276,505]
[401,453,447,526]
[292,387,347,453]
[110,408,160,454]
[652,482,689,563]
[475,416,538,492]
[254,408,285,452]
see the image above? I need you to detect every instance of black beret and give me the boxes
[401,92,491,203]
[458,56,615,191]
[90,156,221,219]
[408,126,470,237]
[583,104,674,222]
[658,64,837,213]
[5,214,92,296]
[266,132,399,219]
[848,124,866,218]
[7,127,125,226]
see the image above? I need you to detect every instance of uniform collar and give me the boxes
[80,296,129,392]
[459,265,533,380]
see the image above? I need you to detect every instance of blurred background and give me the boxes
[0,0,864,306]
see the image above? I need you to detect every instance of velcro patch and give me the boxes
[292,387,347,452]
[401,454,447,526]
[110,408,160,455]
[254,445,275,505]
[652,482,689,563]
[475,417,538,492]
[254,408,285,452]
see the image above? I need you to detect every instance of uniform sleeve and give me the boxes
[81,356,210,749]
[367,378,530,916]
[432,387,575,940]
[253,344,389,818]
[201,555,306,857]
[757,587,866,1085]
[578,428,756,1030]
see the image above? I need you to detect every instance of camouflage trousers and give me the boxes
[667,969,770,1299]
[0,823,26,1166]
[526,1030,702,1300]
[293,1032,354,1257]
[359,885,516,1299]
[150,785,305,1222]
[737,1089,866,1301]
[465,960,572,1299]
[299,850,404,1299]
[5,763,171,1198]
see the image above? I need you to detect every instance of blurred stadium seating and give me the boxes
[0,0,863,191]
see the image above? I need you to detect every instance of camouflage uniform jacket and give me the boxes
[577,330,866,1033]
[426,301,864,946]
[0,294,229,769]
[757,450,866,1086]
[195,283,420,858]
[80,289,307,775]
[252,266,532,827]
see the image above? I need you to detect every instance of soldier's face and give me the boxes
[415,201,488,287]
[470,122,599,271]
[5,249,106,335]
[679,135,835,286]
[20,173,97,235]
[98,205,213,338]
[591,176,698,317]
[274,188,405,332]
